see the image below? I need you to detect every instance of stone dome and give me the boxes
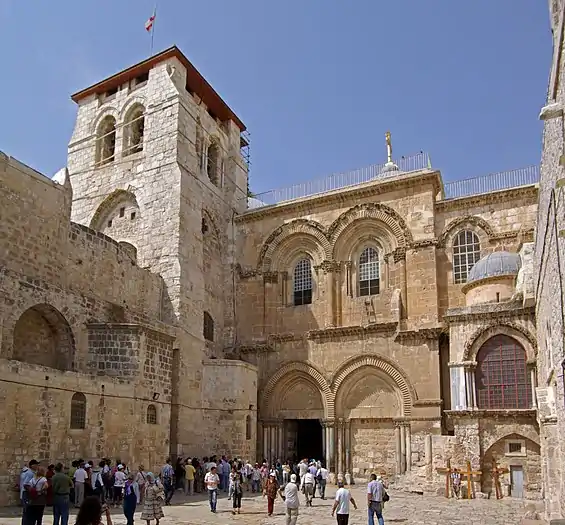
[466,251,521,284]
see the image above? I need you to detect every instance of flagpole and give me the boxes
[150,5,157,55]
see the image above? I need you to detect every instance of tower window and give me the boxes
[293,258,313,306]
[123,105,145,157]
[119,207,125,218]
[96,116,117,166]
[203,312,214,342]
[206,141,220,186]
[130,212,136,220]
[146,404,157,425]
[107,220,112,228]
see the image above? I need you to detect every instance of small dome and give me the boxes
[467,251,521,284]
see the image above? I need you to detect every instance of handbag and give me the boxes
[382,490,390,502]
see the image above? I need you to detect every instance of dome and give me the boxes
[466,251,521,284]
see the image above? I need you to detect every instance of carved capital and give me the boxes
[236,264,260,280]
[263,271,279,284]
[317,259,341,274]
[393,247,406,263]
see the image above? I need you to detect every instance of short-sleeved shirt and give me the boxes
[52,472,72,495]
[74,468,87,483]
[185,464,195,481]
[284,482,300,509]
[204,472,219,490]
[335,487,351,514]
[367,480,383,502]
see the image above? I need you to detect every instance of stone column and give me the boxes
[263,424,269,462]
[337,419,344,480]
[395,425,402,475]
[400,424,406,474]
[321,421,327,460]
[278,423,284,460]
[328,421,335,475]
[470,367,478,409]
[405,424,412,472]
[326,264,336,328]
[395,250,408,318]
[530,367,537,408]
[425,434,433,478]
[344,420,351,484]
[270,426,277,464]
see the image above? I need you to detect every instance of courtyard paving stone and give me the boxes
[0,486,540,525]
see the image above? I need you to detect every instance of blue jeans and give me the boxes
[53,495,70,525]
[222,474,229,492]
[208,489,217,511]
[368,501,384,525]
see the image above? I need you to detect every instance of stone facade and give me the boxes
[0,44,544,506]
[536,0,565,521]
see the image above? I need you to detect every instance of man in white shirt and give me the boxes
[332,480,357,525]
[204,466,220,513]
[73,462,87,507]
[284,473,300,525]
[317,464,329,499]
[367,473,385,525]
[301,470,315,507]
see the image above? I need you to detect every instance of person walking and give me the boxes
[367,473,385,525]
[112,465,126,507]
[331,480,357,525]
[140,473,164,525]
[263,472,280,517]
[301,469,315,507]
[204,466,220,513]
[159,459,175,506]
[317,463,329,499]
[123,474,140,525]
[52,463,72,525]
[231,467,243,515]
[135,466,147,504]
[283,473,300,525]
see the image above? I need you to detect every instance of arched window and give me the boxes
[245,415,252,440]
[123,105,145,156]
[96,116,116,166]
[293,258,313,306]
[146,404,157,425]
[359,247,380,296]
[70,392,87,429]
[206,141,220,185]
[203,311,214,342]
[476,335,532,409]
[452,230,481,284]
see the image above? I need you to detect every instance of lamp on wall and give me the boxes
[152,392,160,401]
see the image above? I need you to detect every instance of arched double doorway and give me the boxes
[260,357,413,477]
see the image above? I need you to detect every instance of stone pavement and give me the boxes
[0,487,540,525]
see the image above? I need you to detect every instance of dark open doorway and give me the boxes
[295,419,323,461]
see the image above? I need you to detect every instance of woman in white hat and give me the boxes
[263,472,280,516]
[112,465,126,507]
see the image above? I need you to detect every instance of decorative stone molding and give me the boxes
[409,239,438,249]
[413,399,442,407]
[236,343,273,354]
[436,186,538,213]
[437,215,494,248]
[328,202,414,248]
[539,102,564,120]
[443,304,535,323]
[262,360,334,417]
[307,322,397,341]
[257,218,331,270]
[263,271,279,284]
[236,264,260,279]
[462,321,537,361]
[331,354,417,417]
[392,247,406,263]
[394,327,443,341]
[316,260,341,274]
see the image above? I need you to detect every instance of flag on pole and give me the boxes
[145,11,156,32]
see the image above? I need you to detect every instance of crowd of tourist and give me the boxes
[17,454,388,525]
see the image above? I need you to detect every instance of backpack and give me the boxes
[26,478,44,501]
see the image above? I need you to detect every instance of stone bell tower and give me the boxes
[66,46,257,458]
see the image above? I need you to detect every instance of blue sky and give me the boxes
[0,0,551,194]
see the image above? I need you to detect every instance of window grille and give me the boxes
[293,258,313,305]
[203,311,214,342]
[70,392,87,429]
[359,247,380,296]
[476,335,531,409]
[452,230,481,284]
[508,442,522,453]
[146,404,157,425]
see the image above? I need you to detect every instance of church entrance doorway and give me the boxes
[286,419,323,462]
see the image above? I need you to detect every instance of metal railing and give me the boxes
[247,151,431,209]
[443,165,540,200]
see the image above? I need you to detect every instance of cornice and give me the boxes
[413,399,443,407]
[236,170,441,223]
[394,326,443,341]
[308,322,398,341]
[435,185,538,212]
[445,409,537,419]
[443,303,535,323]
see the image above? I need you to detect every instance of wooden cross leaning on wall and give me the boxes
[491,457,509,500]
[435,458,455,498]
[462,460,482,500]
